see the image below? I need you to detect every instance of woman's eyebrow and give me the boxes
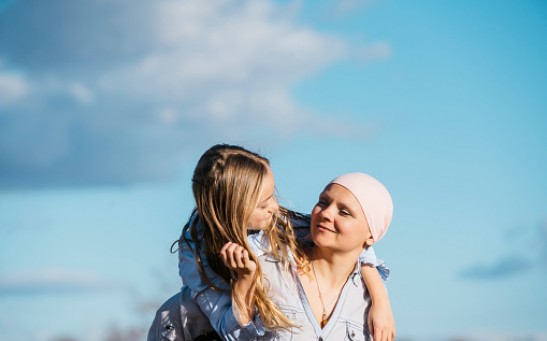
[319,192,331,200]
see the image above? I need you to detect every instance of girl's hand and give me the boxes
[220,242,257,325]
[220,242,257,277]
[368,300,396,341]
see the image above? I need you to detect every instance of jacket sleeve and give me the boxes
[178,218,265,341]
[358,246,390,281]
[147,292,185,341]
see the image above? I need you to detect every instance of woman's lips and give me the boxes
[315,224,335,233]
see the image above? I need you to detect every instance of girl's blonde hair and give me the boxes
[185,144,304,330]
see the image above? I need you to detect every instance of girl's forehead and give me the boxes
[259,167,275,196]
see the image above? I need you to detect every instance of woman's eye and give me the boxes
[340,209,351,216]
[317,199,328,207]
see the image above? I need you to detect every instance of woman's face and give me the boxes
[310,184,373,253]
[247,167,278,230]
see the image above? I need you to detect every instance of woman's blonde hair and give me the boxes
[186,144,304,330]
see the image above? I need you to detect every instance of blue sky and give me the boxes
[0,0,546,340]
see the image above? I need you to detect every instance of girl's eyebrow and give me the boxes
[259,193,274,203]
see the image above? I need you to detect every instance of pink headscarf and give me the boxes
[329,172,393,243]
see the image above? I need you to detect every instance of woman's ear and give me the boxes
[363,236,375,248]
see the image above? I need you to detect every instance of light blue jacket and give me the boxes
[177,216,265,341]
[255,243,373,340]
[152,212,389,340]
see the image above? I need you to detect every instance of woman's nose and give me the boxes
[319,205,334,221]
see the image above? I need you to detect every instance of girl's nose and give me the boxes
[267,197,279,214]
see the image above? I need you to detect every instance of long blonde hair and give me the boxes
[185,144,304,330]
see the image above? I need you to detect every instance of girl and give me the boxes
[149,144,394,340]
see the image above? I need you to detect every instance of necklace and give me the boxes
[310,260,329,328]
[310,249,354,329]
[310,261,353,328]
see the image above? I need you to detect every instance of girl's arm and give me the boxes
[359,247,396,341]
[178,219,264,341]
[361,265,396,341]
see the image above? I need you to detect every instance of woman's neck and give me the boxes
[300,246,358,328]
[309,247,359,284]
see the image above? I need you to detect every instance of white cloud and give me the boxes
[360,41,392,62]
[0,268,111,295]
[0,0,371,189]
[157,107,179,125]
[333,0,375,16]
[459,221,547,280]
[67,82,94,104]
[99,0,346,105]
[0,68,30,105]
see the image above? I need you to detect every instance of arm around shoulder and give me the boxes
[359,247,396,341]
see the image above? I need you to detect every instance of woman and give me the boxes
[250,172,394,340]
[148,144,394,340]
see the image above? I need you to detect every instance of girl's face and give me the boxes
[310,184,373,253]
[247,167,278,230]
